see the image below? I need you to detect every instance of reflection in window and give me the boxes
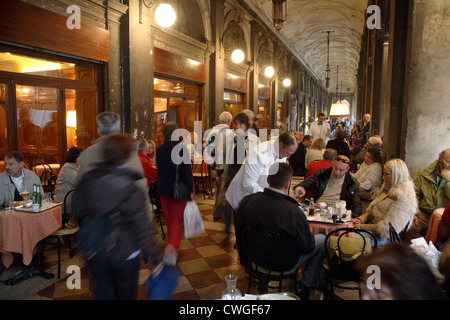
[16,85,59,161]
[0,52,94,82]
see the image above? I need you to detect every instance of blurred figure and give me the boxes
[0,151,43,203]
[356,243,443,300]
[78,111,146,192]
[137,138,158,187]
[73,133,163,300]
[156,122,193,265]
[54,146,83,225]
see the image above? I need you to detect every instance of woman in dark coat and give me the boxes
[156,122,194,265]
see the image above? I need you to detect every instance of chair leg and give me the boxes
[57,238,61,279]
[67,237,73,258]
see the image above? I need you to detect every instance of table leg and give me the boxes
[5,240,54,285]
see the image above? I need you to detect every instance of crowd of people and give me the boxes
[1,109,449,300]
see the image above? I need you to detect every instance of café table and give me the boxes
[425,208,450,244]
[0,202,62,285]
[304,212,354,236]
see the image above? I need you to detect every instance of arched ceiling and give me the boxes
[242,0,369,96]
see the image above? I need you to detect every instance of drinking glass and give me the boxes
[5,201,14,213]
[44,192,53,206]
[21,190,30,201]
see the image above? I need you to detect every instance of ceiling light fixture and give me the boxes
[272,0,287,31]
[325,31,333,89]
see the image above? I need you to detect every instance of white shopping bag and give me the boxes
[184,201,205,238]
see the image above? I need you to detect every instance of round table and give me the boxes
[0,203,62,284]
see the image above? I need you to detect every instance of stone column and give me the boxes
[405,0,450,175]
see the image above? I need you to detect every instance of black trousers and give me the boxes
[88,255,140,300]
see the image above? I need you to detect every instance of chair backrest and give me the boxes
[47,175,58,198]
[324,228,377,282]
[148,180,161,207]
[243,225,292,276]
[64,189,77,216]
[389,221,410,243]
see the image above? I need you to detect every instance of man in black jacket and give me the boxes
[235,163,326,297]
[289,135,313,177]
[293,155,362,217]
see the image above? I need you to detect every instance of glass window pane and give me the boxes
[0,84,7,160]
[65,89,97,151]
[0,52,94,82]
[16,85,59,164]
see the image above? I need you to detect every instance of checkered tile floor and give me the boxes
[0,192,362,300]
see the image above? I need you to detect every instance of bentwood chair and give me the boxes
[389,221,411,243]
[242,225,300,295]
[148,180,165,239]
[46,189,79,279]
[323,228,377,300]
[192,160,213,199]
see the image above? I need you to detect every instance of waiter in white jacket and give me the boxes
[225,132,298,211]
[308,113,331,144]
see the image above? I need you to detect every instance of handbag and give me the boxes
[173,164,191,202]
[144,265,180,300]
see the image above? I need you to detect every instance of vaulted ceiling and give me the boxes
[243,0,369,97]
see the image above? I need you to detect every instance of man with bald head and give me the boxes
[406,148,450,242]
[293,155,362,217]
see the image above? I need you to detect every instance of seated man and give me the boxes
[235,163,326,299]
[289,135,313,177]
[137,138,158,187]
[406,148,450,242]
[0,151,43,203]
[294,155,362,217]
[305,148,337,179]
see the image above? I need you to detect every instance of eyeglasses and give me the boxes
[336,156,350,165]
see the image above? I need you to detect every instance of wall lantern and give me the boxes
[264,66,275,78]
[231,49,245,64]
[282,78,291,87]
[155,2,176,27]
[273,0,287,31]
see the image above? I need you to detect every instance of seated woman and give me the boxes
[305,138,326,169]
[353,146,383,200]
[353,158,417,246]
[53,146,82,225]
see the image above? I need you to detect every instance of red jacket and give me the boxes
[442,203,450,228]
[138,151,158,186]
[305,159,333,179]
